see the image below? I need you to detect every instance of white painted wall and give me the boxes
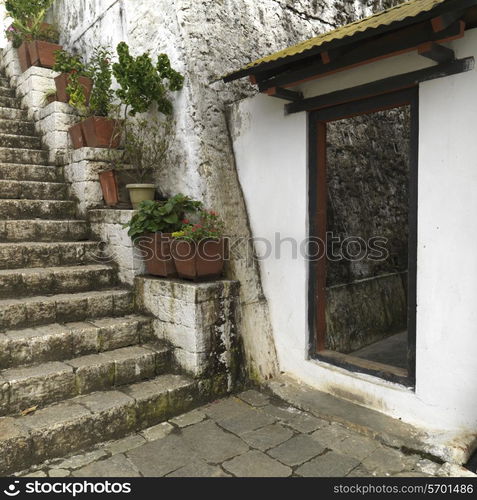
[231,28,477,440]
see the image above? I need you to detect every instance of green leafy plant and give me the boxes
[42,88,56,105]
[5,0,58,47]
[122,116,174,183]
[52,50,90,111]
[124,194,202,240]
[113,42,184,116]
[88,47,114,117]
[172,210,225,242]
[52,50,87,74]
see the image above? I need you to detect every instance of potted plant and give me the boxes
[171,210,226,281]
[122,117,174,209]
[52,50,93,107]
[67,47,119,150]
[5,0,61,72]
[124,194,202,277]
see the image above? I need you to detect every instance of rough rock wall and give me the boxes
[51,0,406,380]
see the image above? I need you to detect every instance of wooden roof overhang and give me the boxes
[223,0,477,114]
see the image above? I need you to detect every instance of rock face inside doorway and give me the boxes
[325,108,411,353]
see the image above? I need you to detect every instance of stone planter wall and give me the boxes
[136,277,244,391]
[89,209,145,285]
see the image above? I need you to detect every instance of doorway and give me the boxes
[308,88,418,385]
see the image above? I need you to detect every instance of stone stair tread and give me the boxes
[0,179,66,200]
[0,288,133,331]
[0,240,100,269]
[0,374,197,473]
[0,342,170,416]
[0,219,88,242]
[0,164,61,183]
[0,264,116,298]
[0,199,76,220]
[0,314,154,368]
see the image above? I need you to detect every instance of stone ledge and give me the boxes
[68,147,125,164]
[267,375,477,466]
[40,101,79,120]
[89,209,135,225]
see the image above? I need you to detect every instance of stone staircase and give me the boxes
[0,72,197,475]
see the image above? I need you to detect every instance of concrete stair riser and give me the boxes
[0,200,76,219]
[0,289,134,331]
[0,148,48,165]
[0,120,35,136]
[0,344,171,416]
[0,87,15,98]
[0,180,66,200]
[0,315,155,369]
[0,134,41,150]
[0,375,197,474]
[0,164,62,182]
[0,107,25,120]
[0,220,89,242]
[0,241,102,270]
[0,265,116,298]
[0,96,19,108]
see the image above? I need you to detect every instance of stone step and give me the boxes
[0,241,101,270]
[0,219,88,242]
[0,120,35,136]
[0,315,154,369]
[0,78,10,88]
[0,147,48,165]
[0,288,133,331]
[0,96,20,108]
[0,163,62,182]
[0,374,197,474]
[0,264,116,298]
[0,343,171,417]
[0,86,15,98]
[0,107,26,120]
[0,134,41,150]
[0,199,76,219]
[0,180,66,200]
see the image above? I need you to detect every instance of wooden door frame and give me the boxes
[308,87,418,386]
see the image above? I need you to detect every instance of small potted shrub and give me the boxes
[124,194,202,277]
[52,50,93,107]
[5,0,61,72]
[67,47,119,150]
[122,117,174,209]
[171,210,226,281]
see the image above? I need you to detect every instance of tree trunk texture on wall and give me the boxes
[51,0,409,380]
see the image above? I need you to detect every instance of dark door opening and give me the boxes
[308,88,418,386]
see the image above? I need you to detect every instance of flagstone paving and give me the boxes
[16,390,476,478]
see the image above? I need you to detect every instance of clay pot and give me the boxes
[171,239,225,281]
[126,184,156,209]
[27,40,62,69]
[54,73,93,105]
[98,170,119,207]
[81,116,120,148]
[17,42,31,72]
[68,122,86,149]
[136,233,177,278]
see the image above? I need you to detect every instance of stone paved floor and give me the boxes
[17,390,476,478]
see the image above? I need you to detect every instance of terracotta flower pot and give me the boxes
[171,238,225,281]
[136,233,177,278]
[27,40,62,69]
[17,42,31,72]
[126,184,156,209]
[68,122,86,149]
[54,73,93,105]
[81,116,121,148]
[98,170,119,207]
